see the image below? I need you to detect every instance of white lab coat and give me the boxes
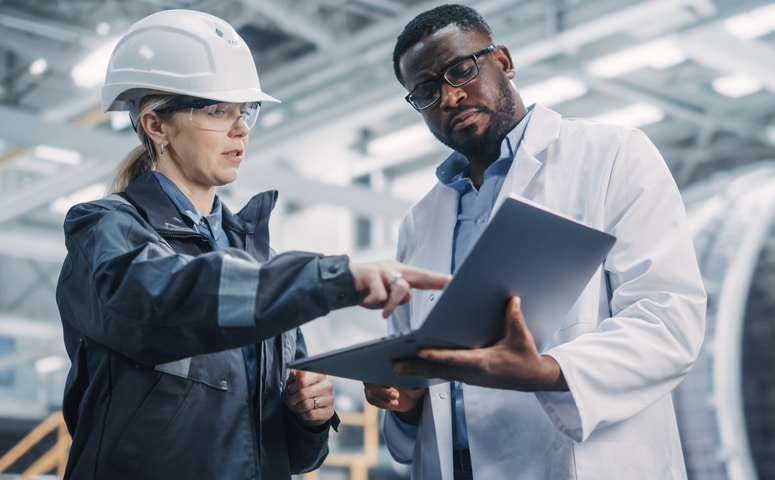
[382,104,707,479]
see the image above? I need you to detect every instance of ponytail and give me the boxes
[108,95,179,193]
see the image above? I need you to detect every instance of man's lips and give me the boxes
[449,109,481,131]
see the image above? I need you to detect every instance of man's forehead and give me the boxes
[400,25,485,78]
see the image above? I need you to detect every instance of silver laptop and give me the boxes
[290,195,616,389]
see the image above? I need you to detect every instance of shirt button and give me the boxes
[429,294,436,302]
[439,392,448,400]
[328,264,340,274]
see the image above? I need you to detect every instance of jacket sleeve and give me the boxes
[536,128,707,441]
[56,200,360,365]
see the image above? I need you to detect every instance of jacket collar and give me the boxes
[122,173,278,260]
[121,172,247,236]
[122,173,192,233]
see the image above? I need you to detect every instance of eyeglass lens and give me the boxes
[406,46,495,110]
[410,58,479,109]
[188,102,261,131]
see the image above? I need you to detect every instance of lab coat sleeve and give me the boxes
[380,211,423,461]
[382,410,420,463]
[535,128,707,441]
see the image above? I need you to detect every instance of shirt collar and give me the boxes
[152,172,224,238]
[436,104,534,191]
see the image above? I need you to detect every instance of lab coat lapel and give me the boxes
[418,184,458,274]
[493,104,560,213]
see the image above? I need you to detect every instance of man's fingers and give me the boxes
[505,295,534,345]
[393,357,461,380]
[364,383,398,408]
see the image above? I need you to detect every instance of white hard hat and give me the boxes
[102,9,279,121]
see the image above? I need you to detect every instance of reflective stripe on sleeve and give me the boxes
[217,254,259,327]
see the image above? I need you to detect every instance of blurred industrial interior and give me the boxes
[0,0,774,478]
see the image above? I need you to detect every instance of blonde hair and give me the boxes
[108,95,180,193]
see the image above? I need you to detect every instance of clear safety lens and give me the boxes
[189,102,261,131]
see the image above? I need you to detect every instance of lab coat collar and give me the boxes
[494,103,561,213]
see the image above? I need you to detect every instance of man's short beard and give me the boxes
[434,75,518,164]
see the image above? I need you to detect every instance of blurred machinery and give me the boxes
[675,160,775,480]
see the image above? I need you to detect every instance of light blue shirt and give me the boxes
[153,172,228,249]
[387,107,534,446]
[436,105,533,450]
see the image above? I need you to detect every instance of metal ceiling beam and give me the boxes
[0,105,411,227]
[0,228,65,263]
[243,2,337,50]
[509,0,716,68]
[250,0,721,140]
[0,0,769,234]
[0,24,81,69]
[679,23,775,93]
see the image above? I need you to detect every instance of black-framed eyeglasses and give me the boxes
[405,45,496,111]
[159,97,261,131]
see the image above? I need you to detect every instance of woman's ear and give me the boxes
[139,111,168,147]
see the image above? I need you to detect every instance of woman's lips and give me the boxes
[223,150,243,162]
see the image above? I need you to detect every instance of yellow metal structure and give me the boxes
[0,403,380,480]
[0,411,71,479]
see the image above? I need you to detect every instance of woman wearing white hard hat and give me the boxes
[55,9,449,479]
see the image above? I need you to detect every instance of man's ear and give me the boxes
[139,111,168,146]
[493,44,516,78]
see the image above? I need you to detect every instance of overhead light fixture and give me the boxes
[50,182,107,215]
[71,38,119,88]
[260,109,285,128]
[29,58,48,76]
[519,75,588,106]
[35,355,69,374]
[96,22,111,36]
[712,73,763,98]
[591,103,664,128]
[586,38,686,78]
[32,145,82,165]
[723,4,775,40]
[368,123,437,158]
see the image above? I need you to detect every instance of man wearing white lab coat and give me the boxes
[364,4,706,480]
